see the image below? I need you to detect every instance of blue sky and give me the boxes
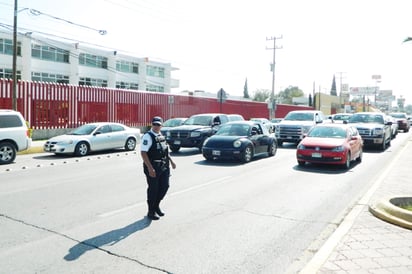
[1,0,412,105]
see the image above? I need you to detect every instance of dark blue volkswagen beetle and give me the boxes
[202,121,277,163]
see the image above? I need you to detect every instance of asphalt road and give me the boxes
[0,132,410,273]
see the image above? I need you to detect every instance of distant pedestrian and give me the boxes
[140,116,176,220]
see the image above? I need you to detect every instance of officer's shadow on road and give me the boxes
[64,217,151,261]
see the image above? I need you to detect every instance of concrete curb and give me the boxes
[17,141,45,155]
[369,196,412,230]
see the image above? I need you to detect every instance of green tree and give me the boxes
[277,86,304,104]
[252,89,271,102]
[330,75,337,96]
[243,78,250,99]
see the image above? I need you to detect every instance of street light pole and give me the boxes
[12,0,18,110]
[266,35,282,119]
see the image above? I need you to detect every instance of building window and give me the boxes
[79,53,108,69]
[31,72,69,83]
[116,60,138,74]
[0,68,21,79]
[0,39,21,56]
[146,65,165,78]
[31,44,69,63]
[79,77,107,87]
[146,84,164,92]
[116,81,139,90]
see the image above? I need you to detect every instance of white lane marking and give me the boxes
[99,176,232,218]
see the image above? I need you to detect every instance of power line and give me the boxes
[27,9,107,35]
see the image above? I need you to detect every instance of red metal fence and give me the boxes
[0,79,314,129]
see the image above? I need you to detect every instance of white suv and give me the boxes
[0,110,32,164]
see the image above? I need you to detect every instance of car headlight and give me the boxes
[302,126,312,134]
[297,144,306,149]
[233,140,242,148]
[190,131,201,137]
[58,140,74,145]
[166,131,171,137]
[332,146,344,152]
[374,128,384,135]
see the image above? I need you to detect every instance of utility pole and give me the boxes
[266,35,282,119]
[335,71,347,112]
[12,0,18,110]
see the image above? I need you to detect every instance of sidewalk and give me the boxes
[17,140,45,155]
[301,135,412,273]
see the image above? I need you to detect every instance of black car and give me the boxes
[165,113,229,152]
[202,121,277,163]
[345,112,392,150]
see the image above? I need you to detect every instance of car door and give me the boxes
[348,126,362,158]
[250,124,266,154]
[91,124,113,151]
[110,124,127,148]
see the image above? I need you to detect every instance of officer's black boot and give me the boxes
[155,200,165,217]
[147,201,159,220]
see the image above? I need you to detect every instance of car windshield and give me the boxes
[285,112,313,121]
[308,126,347,138]
[216,124,250,136]
[183,116,212,126]
[390,113,406,119]
[163,119,184,127]
[69,124,98,135]
[348,114,384,124]
[334,114,351,120]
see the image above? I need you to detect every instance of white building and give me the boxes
[0,32,179,92]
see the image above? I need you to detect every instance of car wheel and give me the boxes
[297,160,305,166]
[241,145,253,163]
[268,141,277,157]
[343,152,351,169]
[170,144,180,153]
[380,138,386,151]
[124,137,136,151]
[74,142,89,156]
[356,148,363,162]
[0,141,17,165]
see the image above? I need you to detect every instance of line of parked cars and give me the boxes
[4,108,409,171]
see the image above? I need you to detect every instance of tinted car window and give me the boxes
[184,116,212,126]
[0,115,23,128]
[111,124,125,132]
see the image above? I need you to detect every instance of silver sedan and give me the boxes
[43,122,140,156]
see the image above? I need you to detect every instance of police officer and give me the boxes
[140,116,176,220]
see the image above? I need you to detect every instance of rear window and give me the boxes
[0,115,23,128]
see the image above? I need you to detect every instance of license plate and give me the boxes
[212,150,221,156]
[174,140,181,145]
[312,152,322,158]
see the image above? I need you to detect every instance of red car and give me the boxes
[296,124,363,169]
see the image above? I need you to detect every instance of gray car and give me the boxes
[43,122,140,156]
